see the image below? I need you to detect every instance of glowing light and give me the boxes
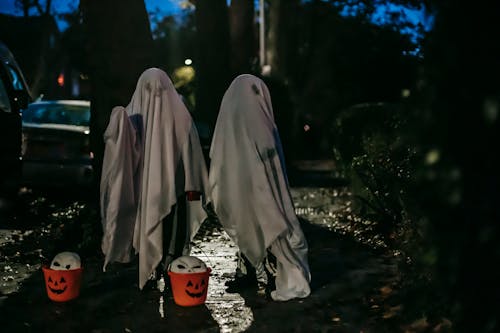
[425,149,440,165]
[303,124,311,132]
[184,58,193,66]
[261,64,271,76]
[57,73,65,87]
[401,89,411,98]
[483,97,498,124]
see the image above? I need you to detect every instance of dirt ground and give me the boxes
[1,166,410,332]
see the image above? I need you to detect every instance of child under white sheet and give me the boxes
[209,74,311,301]
[100,68,209,290]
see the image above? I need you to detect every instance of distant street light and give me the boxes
[184,58,193,66]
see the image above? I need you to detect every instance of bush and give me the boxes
[332,102,417,238]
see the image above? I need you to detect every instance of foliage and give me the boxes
[14,0,51,17]
[272,1,421,159]
[59,8,88,77]
[149,9,198,112]
[332,102,416,238]
[330,98,456,324]
[172,65,196,111]
[332,2,500,330]
[150,10,196,71]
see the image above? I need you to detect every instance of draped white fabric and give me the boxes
[100,106,140,268]
[100,68,208,289]
[209,74,311,301]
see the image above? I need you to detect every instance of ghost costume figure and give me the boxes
[100,68,209,289]
[209,74,311,301]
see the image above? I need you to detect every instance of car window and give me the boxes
[0,77,11,113]
[22,104,90,126]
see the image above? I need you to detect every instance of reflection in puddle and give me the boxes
[0,228,41,295]
[191,231,254,333]
[157,276,166,318]
[207,302,254,333]
[159,295,165,318]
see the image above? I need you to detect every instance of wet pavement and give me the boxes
[0,167,403,332]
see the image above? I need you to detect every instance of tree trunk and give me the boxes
[229,0,255,74]
[266,0,290,78]
[264,0,301,160]
[80,0,154,198]
[425,1,500,331]
[17,0,30,17]
[33,0,43,15]
[194,0,231,130]
[45,0,52,14]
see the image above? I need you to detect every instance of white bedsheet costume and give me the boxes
[209,74,311,301]
[100,68,208,289]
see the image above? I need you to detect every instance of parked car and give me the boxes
[0,41,31,196]
[21,100,94,188]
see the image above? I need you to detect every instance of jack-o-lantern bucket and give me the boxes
[42,266,83,302]
[168,268,211,306]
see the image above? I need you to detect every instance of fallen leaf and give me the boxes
[382,305,402,319]
[433,318,452,332]
[401,316,431,332]
[380,285,393,296]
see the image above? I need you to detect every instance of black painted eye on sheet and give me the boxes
[252,84,260,95]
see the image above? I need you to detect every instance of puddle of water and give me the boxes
[191,231,254,333]
[1,228,41,295]
[0,262,41,294]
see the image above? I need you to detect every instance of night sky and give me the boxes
[0,0,183,30]
[0,0,432,37]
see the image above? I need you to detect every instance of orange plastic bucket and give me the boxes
[168,268,211,306]
[42,266,83,302]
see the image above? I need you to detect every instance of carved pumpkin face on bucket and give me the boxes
[168,256,210,306]
[47,275,68,295]
[185,277,206,298]
[42,252,83,302]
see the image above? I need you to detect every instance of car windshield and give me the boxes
[22,103,90,126]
